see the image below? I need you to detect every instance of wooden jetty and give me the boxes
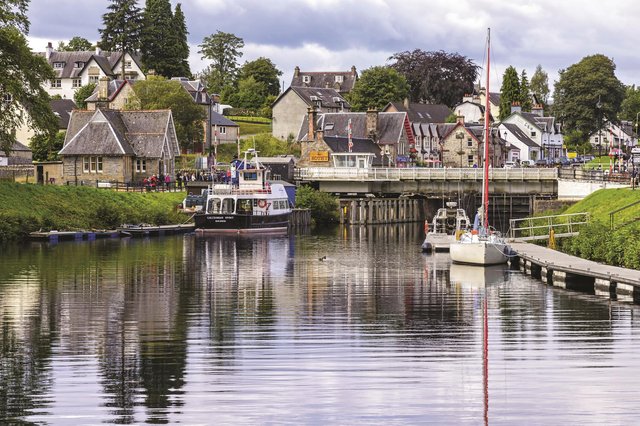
[510,242,640,303]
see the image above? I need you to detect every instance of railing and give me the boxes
[295,167,558,181]
[508,212,590,241]
[609,199,640,230]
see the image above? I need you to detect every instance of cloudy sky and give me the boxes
[26,0,640,96]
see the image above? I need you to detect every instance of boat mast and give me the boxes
[483,28,491,230]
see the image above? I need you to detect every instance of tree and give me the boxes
[74,83,97,109]
[141,0,184,78]
[553,54,625,138]
[30,131,65,161]
[519,70,532,112]
[128,77,206,151]
[172,3,190,77]
[347,66,409,112]
[0,0,58,155]
[229,77,265,110]
[58,36,93,51]
[238,57,282,97]
[198,31,244,95]
[619,85,640,125]
[389,49,478,108]
[530,64,550,105]
[499,66,520,120]
[99,0,143,79]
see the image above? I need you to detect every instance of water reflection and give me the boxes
[0,227,639,424]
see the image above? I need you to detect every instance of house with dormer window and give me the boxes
[290,66,358,95]
[500,103,563,161]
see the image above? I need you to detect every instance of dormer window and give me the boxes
[335,75,343,83]
[53,62,65,69]
[302,75,311,84]
[75,61,84,68]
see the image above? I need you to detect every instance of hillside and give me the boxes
[0,183,186,241]
[563,187,640,224]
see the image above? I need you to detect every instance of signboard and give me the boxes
[567,151,577,159]
[309,151,329,162]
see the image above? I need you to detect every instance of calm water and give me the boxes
[1,225,640,425]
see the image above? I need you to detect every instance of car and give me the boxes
[520,160,532,167]
[503,161,516,168]
[534,159,551,167]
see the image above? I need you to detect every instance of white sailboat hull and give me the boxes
[449,239,508,265]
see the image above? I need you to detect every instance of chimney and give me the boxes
[366,108,378,138]
[95,45,102,56]
[351,65,357,76]
[307,106,318,141]
[294,66,300,78]
[456,115,465,125]
[98,76,110,100]
[45,42,53,60]
[463,93,473,103]
[403,98,409,109]
[511,101,521,114]
[325,81,330,89]
[532,103,544,117]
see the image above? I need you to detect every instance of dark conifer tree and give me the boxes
[172,3,191,78]
[98,0,143,79]
[141,0,182,78]
[499,66,521,120]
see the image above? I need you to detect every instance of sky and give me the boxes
[25,0,640,98]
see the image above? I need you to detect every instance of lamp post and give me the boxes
[503,131,508,165]
[596,96,602,158]
[456,131,464,168]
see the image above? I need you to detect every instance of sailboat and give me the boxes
[449,28,510,266]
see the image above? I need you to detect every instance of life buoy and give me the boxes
[424,220,429,233]
[257,199,267,208]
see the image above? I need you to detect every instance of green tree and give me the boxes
[389,49,478,107]
[295,185,339,224]
[30,131,65,161]
[499,66,520,120]
[238,57,282,97]
[73,83,97,109]
[229,77,265,110]
[0,0,58,154]
[99,0,143,79]
[198,30,244,95]
[553,54,625,138]
[129,77,206,151]
[172,3,190,77]
[140,0,183,78]
[58,36,93,51]
[619,85,640,126]
[530,64,550,105]
[347,66,409,112]
[519,69,532,112]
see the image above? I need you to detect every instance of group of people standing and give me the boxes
[142,173,171,191]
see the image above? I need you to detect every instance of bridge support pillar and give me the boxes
[616,282,637,303]
[552,270,567,289]
[595,277,615,299]
[541,266,551,284]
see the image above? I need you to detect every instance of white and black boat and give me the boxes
[421,201,470,252]
[194,149,292,234]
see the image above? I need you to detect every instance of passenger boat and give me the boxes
[449,28,511,266]
[194,149,292,234]
[421,201,470,252]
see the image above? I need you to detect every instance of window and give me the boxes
[302,75,311,84]
[53,62,65,69]
[3,94,11,103]
[467,138,473,147]
[50,79,62,88]
[83,156,103,173]
[467,155,475,165]
[531,131,537,137]
[219,126,226,134]
[72,79,81,88]
[89,75,99,84]
[74,61,84,68]
[124,61,132,69]
[136,159,146,173]
[335,75,343,83]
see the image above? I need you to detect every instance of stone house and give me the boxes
[439,117,506,168]
[37,42,145,100]
[411,122,441,165]
[296,108,414,168]
[290,66,358,95]
[272,86,350,140]
[59,109,179,185]
[0,141,32,166]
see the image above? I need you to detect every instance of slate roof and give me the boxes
[274,86,350,110]
[488,92,501,105]
[9,140,31,152]
[60,109,177,158]
[38,49,144,79]
[386,102,451,123]
[211,111,238,127]
[297,112,406,144]
[84,79,131,102]
[50,99,76,129]
[171,77,210,105]
[260,156,297,164]
[290,66,358,94]
[503,123,539,148]
[323,136,383,166]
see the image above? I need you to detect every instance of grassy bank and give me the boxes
[0,183,186,242]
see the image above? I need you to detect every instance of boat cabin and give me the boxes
[331,152,375,169]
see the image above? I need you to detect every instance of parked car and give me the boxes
[534,159,551,167]
[504,161,516,168]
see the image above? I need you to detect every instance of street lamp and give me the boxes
[596,96,602,158]
[456,131,465,168]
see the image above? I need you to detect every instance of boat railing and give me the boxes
[208,183,273,195]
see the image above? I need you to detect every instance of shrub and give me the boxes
[295,186,339,224]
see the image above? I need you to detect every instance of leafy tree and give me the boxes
[172,3,190,77]
[499,66,520,120]
[347,66,409,112]
[73,83,97,109]
[99,0,143,79]
[128,77,206,151]
[30,131,65,161]
[238,57,282,97]
[58,36,93,51]
[199,30,244,95]
[530,64,550,105]
[295,185,339,224]
[140,0,183,78]
[229,77,265,110]
[0,0,58,155]
[553,54,625,138]
[389,49,478,107]
[519,69,532,112]
[619,85,640,125]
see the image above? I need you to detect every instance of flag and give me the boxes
[348,118,353,153]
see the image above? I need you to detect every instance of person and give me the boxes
[164,173,170,190]
[176,172,182,190]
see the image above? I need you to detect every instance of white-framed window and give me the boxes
[136,159,146,173]
[89,75,99,84]
[467,155,475,165]
[72,79,82,88]
[531,131,537,137]
[219,126,226,134]
[124,60,132,69]
[302,75,311,84]
[50,79,62,88]
[53,62,65,69]
[335,75,343,83]
[83,156,103,173]
[467,138,473,147]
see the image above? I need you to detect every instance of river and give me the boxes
[1,224,639,425]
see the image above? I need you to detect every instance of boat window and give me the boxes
[237,198,252,214]
[208,198,221,213]
[243,172,258,181]
[221,198,235,214]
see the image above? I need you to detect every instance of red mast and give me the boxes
[483,28,491,230]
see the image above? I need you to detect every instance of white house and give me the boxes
[500,104,563,160]
[589,120,638,156]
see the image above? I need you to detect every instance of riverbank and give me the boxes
[0,183,186,242]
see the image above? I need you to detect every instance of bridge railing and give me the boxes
[295,167,558,181]
[508,212,590,241]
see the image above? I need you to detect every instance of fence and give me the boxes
[508,212,590,241]
[0,165,34,182]
[66,180,186,192]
